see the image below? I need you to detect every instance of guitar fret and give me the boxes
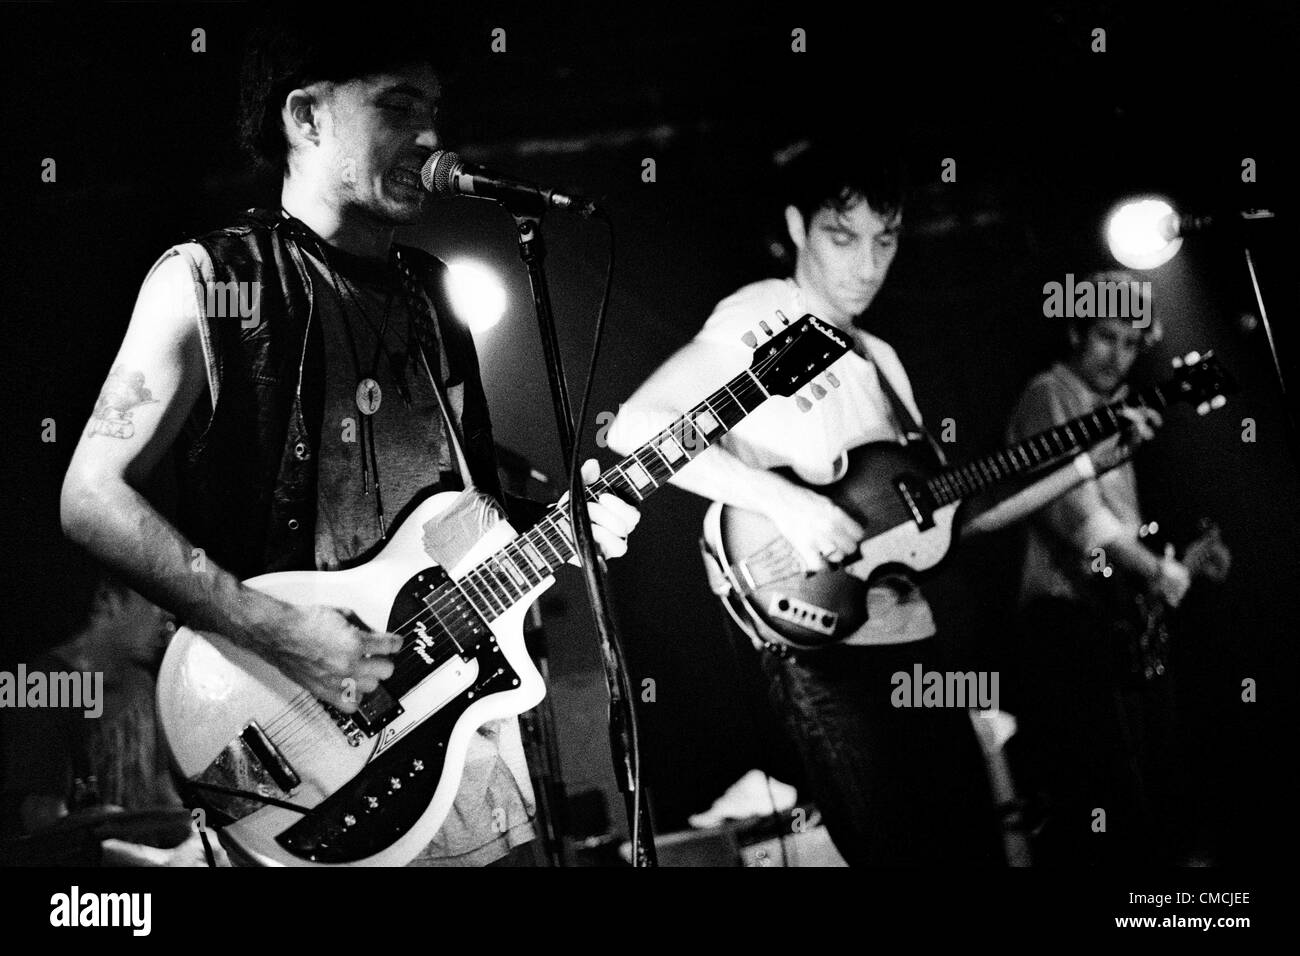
[474,567,510,613]
[618,462,651,498]
[461,569,497,616]
[498,554,530,592]
[693,404,721,441]
[552,514,577,552]
[519,540,547,576]
[488,558,522,603]
[533,525,565,566]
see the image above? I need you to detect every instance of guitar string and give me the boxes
[256,347,799,747]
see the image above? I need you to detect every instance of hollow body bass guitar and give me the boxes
[705,351,1235,650]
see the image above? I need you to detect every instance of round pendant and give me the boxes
[356,378,382,415]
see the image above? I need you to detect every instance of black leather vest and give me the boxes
[172,209,506,579]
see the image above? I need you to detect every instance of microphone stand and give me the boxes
[1241,242,1296,450]
[511,209,658,867]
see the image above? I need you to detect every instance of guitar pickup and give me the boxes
[894,477,935,531]
[349,684,404,737]
[768,594,838,637]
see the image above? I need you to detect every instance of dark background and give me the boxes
[2,2,1297,864]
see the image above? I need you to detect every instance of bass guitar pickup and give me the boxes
[894,476,935,531]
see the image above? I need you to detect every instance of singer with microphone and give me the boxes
[57,15,641,867]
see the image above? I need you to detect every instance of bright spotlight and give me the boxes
[445,258,508,333]
[1106,197,1183,270]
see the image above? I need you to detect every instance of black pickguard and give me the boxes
[274,566,522,864]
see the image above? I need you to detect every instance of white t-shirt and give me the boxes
[696,279,936,645]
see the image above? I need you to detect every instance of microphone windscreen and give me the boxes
[421,151,460,194]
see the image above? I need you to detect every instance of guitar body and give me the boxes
[157,491,551,866]
[707,441,962,650]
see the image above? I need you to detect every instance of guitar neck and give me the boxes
[455,368,770,620]
[926,381,1172,506]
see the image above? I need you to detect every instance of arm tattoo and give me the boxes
[85,365,158,439]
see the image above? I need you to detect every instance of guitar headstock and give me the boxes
[745,312,851,408]
[1167,350,1237,416]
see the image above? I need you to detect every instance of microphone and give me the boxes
[1157,208,1276,241]
[420,150,598,218]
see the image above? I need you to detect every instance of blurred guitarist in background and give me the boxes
[1004,272,1231,865]
[608,142,1002,865]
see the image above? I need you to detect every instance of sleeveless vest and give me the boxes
[172,209,506,579]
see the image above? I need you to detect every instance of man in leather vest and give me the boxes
[59,18,639,866]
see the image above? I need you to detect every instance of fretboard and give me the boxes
[926,381,1171,506]
[454,367,771,621]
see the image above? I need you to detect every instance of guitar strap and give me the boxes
[406,286,477,493]
[855,336,948,467]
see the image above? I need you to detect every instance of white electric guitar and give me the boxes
[157,314,850,865]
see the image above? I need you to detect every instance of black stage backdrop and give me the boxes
[1,3,1296,865]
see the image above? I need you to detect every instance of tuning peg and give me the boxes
[1210,394,1227,410]
[795,395,813,413]
[1186,350,1202,366]
[1171,355,1184,368]
[1197,401,1210,416]
[826,371,841,388]
[741,331,758,349]
[811,382,827,400]
[759,320,773,336]
[775,309,791,326]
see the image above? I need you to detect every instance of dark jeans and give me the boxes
[1009,596,1182,865]
[755,637,1004,866]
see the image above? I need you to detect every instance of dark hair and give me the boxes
[238,14,443,173]
[778,140,906,230]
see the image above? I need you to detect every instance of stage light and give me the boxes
[1106,197,1183,270]
[446,258,508,333]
